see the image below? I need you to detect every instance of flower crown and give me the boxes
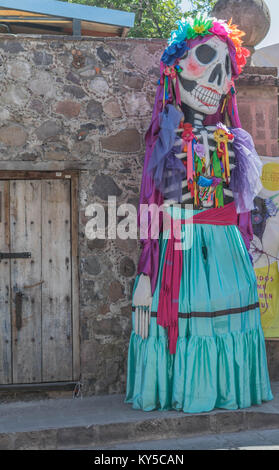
[162,13,250,76]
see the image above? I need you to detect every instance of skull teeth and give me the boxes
[192,85,220,108]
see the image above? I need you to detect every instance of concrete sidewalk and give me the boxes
[0,382,279,449]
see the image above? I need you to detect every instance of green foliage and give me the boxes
[60,0,217,38]
[190,0,217,16]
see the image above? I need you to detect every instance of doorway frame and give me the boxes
[0,170,80,386]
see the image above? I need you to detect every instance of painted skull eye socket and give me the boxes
[225,54,231,76]
[195,44,217,64]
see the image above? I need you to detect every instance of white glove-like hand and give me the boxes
[133,274,153,339]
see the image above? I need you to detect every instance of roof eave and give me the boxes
[0,0,135,29]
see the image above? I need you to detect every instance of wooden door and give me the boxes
[0,174,79,385]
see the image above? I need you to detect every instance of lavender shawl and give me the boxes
[230,128,263,213]
[147,104,185,202]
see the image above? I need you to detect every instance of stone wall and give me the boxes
[0,35,278,395]
[237,66,279,157]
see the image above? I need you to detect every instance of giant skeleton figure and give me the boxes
[125,15,273,413]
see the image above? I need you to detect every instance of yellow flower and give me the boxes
[193,25,206,34]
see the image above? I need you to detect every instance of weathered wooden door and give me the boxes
[0,173,79,385]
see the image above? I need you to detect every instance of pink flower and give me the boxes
[209,21,229,40]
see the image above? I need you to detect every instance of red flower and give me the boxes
[180,122,196,141]
[164,66,177,79]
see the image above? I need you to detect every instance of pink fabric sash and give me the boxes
[157,202,238,354]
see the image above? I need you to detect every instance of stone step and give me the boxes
[1,382,279,450]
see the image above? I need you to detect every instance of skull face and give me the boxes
[178,36,232,115]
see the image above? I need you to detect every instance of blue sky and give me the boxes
[180,0,279,48]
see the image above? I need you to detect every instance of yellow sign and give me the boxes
[261,162,279,192]
[252,157,279,339]
[256,262,279,338]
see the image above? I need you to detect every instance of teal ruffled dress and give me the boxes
[125,207,273,413]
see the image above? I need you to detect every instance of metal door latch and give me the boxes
[0,252,31,261]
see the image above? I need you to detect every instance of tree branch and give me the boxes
[145,0,164,38]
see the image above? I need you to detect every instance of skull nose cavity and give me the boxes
[208,64,223,87]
